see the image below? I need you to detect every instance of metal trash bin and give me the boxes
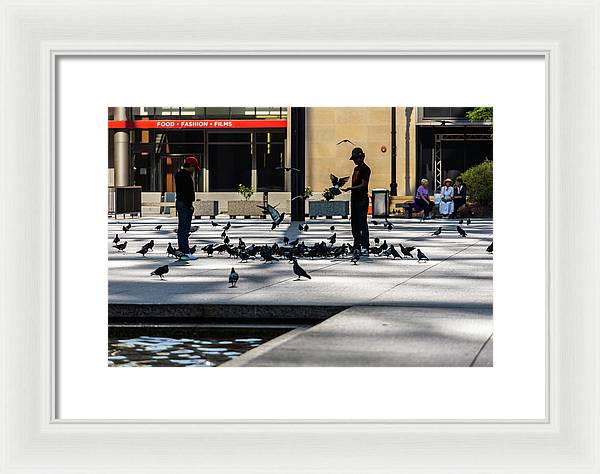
[371,188,389,218]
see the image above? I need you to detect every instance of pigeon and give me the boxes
[113,234,120,244]
[459,219,464,225]
[330,225,335,232]
[211,221,220,227]
[374,237,380,244]
[150,264,169,280]
[257,204,285,228]
[275,166,300,172]
[166,242,176,256]
[417,249,429,262]
[113,241,127,252]
[400,243,415,258]
[336,139,356,146]
[189,225,199,234]
[292,258,311,280]
[125,223,132,230]
[136,246,149,257]
[239,251,252,262]
[380,240,388,251]
[154,225,162,231]
[389,245,402,259]
[328,174,350,196]
[143,239,155,251]
[303,224,309,232]
[386,222,393,231]
[188,244,197,255]
[221,230,227,238]
[431,227,442,236]
[328,233,337,245]
[228,267,239,287]
[350,249,360,265]
[457,225,467,237]
[238,238,246,248]
[298,224,303,231]
[467,218,471,225]
[214,243,229,253]
[202,244,214,257]
[283,236,290,245]
[371,220,379,226]
[224,222,231,231]
[122,225,129,233]
[288,238,299,247]
[173,250,186,260]
[224,235,230,245]
[486,242,493,253]
[263,254,279,263]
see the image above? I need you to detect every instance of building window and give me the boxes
[422,107,474,120]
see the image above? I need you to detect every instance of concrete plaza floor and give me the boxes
[108,214,493,366]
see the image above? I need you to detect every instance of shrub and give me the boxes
[466,107,493,122]
[322,188,335,201]
[461,160,493,207]
[238,183,254,201]
[304,186,313,200]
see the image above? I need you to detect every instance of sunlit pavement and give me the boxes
[108,215,493,366]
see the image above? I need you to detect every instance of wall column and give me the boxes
[113,107,130,187]
[290,107,306,221]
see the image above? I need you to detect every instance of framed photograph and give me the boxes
[1,1,598,472]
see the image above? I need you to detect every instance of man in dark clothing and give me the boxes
[174,156,200,260]
[343,147,371,254]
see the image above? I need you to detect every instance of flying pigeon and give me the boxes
[228,267,239,287]
[417,249,429,262]
[336,139,356,146]
[154,224,162,230]
[328,174,350,196]
[122,225,129,233]
[113,241,127,252]
[113,234,120,244]
[486,242,493,253]
[150,264,169,280]
[457,225,467,237]
[431,227,442,236]
[275,166,300,172]
[125,223,131,230]
[292,258,311,280]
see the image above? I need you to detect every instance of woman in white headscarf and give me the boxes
[439,178,455,217]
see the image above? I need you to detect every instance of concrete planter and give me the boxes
[308,200,350,219]
[193,200,218,219]
[227,200,265,218]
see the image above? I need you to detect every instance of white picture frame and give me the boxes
[1,1,598,472]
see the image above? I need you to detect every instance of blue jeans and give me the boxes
[351,196,370,250]
[176,200,193,253]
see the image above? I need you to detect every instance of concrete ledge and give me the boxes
[108,304,347,325]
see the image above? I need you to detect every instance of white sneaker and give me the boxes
[185,253,199,261]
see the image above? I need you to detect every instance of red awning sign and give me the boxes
[108,119,287,129]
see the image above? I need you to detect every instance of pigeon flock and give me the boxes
[110,212,492,288]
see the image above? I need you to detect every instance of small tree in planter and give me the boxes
[322,188,335,201]
[303,186,313,200]
[238,183,254,201]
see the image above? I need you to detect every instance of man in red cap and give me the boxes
[174,156,200,260]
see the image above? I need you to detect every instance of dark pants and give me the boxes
[176,200,193,253]
[351,196,369,250]
[415,198,433,217]
[453,198,466,216]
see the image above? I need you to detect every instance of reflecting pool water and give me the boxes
[108,326,290,367]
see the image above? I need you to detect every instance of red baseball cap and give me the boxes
[184,156,200,171]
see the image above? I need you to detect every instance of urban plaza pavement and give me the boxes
[108,215,493,367]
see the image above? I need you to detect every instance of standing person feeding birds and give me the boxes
[175,156,200,261]
[342,147,371,255]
